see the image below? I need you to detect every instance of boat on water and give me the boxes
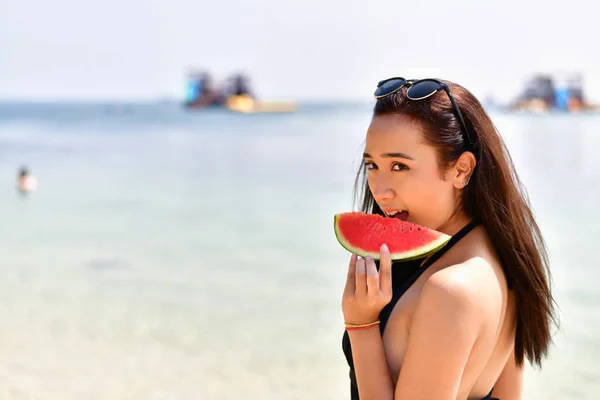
[183,71,297,114]
[510,73,599,114]
[225,94,297,114]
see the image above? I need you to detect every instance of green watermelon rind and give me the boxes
[333,213,452,261]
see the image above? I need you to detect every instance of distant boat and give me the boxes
[183,70,223,109]
[225,95,297,114]
[182,70,297,113]
[509,73,599,114]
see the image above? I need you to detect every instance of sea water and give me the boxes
[0,101,597,399]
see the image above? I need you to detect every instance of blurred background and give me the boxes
[1,0,599,398]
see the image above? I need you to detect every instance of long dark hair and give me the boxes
[353,80,556,367]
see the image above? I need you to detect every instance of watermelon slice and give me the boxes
[333,212,451,261]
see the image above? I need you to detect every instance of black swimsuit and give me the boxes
[341,219,500,400]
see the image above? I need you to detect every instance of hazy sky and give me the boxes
[1,0,598,102]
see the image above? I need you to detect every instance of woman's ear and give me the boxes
[453,151,477,189]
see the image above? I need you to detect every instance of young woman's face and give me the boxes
[363,114,462,232]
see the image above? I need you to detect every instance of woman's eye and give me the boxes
[365,162,408,171]
[392,163,409,171]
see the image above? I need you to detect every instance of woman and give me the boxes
[341,77,556,399]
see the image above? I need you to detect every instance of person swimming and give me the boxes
[17,166,37,194]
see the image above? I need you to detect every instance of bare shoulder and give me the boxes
[428,255,496,290]
[420,257,504,318]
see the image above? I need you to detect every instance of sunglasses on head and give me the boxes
[374,77,475,153]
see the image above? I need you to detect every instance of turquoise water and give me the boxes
[0,102,598,399]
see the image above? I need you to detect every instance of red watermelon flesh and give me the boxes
[334,212,451,261]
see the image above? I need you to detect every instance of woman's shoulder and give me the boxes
[426,225,507,298]
[422,259,491,307]
[419,254,506,325]
[407,227,508,332]
[430,255,499,289]
[402,259,497,363]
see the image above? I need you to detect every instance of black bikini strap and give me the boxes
[419,218,480,270]
[379,219,480,332]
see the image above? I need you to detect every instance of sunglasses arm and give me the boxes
[441,86,473,148]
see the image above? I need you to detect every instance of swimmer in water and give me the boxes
[17,166,37,194]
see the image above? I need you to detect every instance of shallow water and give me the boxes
[0,102,597,399]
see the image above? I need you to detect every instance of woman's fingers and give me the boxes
[365,256,380,295]
[379,244,393,298]
[343,254,357,296]
[355,257,367,296]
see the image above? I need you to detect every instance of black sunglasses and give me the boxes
[374,77,475,154]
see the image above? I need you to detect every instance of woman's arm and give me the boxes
[347,328,395,399]
[342,248,396,400]
[489,349,524,400]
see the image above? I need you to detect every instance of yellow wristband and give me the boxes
[344,320,381,328]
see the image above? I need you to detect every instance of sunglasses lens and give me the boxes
[406,80,441,100]
[374,78,407,97]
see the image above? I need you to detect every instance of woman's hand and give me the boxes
[342,244,393,325]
